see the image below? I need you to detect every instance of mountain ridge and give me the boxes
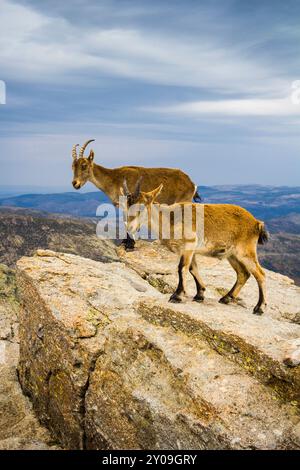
[1,185,300,220]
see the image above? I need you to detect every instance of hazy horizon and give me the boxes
[1,182,300,199]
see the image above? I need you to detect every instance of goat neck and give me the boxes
[89,163,115,196]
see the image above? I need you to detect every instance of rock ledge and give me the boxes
[16,247,300,449]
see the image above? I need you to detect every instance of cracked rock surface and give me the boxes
[16,246,300,450]
[0,264,58,450]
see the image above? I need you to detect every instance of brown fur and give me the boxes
[124,184,268,315]
[71,144,197,205]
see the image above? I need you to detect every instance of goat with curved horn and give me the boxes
[72,144,79,160]
[124,186,268,314]
[79,139,95,158]
[71,138,200,250]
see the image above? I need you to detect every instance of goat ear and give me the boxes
[119,187,124,196]
[143,184,163,205]
[150,183,163,202]
[88,149,94,162]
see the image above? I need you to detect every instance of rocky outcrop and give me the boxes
[16,244,300,450]
[0,207,119,267]
[0,264,58,450]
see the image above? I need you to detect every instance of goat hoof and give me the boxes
[125,246,135,252]
[124,241,135,251]
[219,295,232,305]
[193,295,204,303]
[253,306,264,315]
[122,238,135,251]
[169,294,182,303]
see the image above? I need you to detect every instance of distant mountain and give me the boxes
[200,185,300,221]
[1,185,300,221]
[266,213,300,234]
[0,207,118,267]
[259,232,300,286]
[0,191,110,217]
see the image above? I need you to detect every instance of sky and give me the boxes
[0,0,300,190]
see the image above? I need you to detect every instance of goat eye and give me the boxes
[81,164,87,170]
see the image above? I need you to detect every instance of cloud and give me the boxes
[145,97,300,117]
[0,0,291,95]
[1,0,300,187]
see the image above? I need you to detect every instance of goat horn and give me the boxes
[72,144,79,160]
[134,176,143,198]
[79,139,95,158]
[123,179,130,196]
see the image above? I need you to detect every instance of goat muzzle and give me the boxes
[72,180,81,189]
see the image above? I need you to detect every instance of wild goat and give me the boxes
[120,180,269,315]
[71,139,200,249]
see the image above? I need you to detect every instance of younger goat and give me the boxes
[121,180,268,315]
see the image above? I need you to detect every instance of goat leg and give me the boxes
[121,233,135,251]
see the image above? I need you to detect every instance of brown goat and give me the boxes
[121,181,269,315]
[71,139,200,249]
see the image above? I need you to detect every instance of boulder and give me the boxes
[16,246,300,449]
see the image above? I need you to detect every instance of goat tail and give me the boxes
[193,186,202,202]
[257,221,269,245]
